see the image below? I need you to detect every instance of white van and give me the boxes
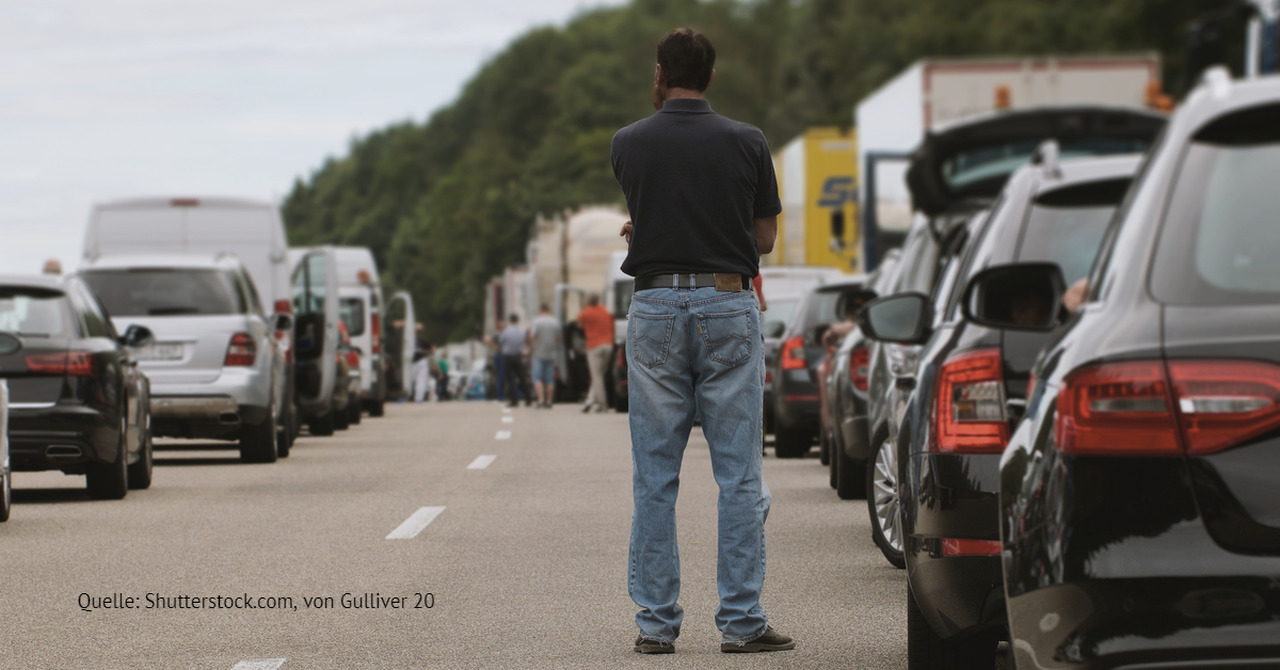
[82,196,299,445]
[332,247,386,416]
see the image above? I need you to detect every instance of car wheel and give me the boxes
[239,415,278,464]
[276,424,291,458]
[87,421,129,500]
[614,388,628,413]
[868,434,906,568]
[368,399,385,417]
[127,414,153,490]
[333,404,350,431]
[773,418,809,459]
[0,466,11,522]
[310,411,335,437]
[819,428,831,467]
[349,399,362,426]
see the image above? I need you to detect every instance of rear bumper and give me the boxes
[1007,577,1280,670]
[9,405,119,471]
[148,365,272,409]
[150,398,269,439]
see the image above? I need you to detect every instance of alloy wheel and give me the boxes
[872,437,902,554]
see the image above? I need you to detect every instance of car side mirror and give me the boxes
[856,293,933,345]
[765,321,786,339]
[962,262,1066,332]
[0,332,23,355]
[273,313,294,333]
[121,324,154,348]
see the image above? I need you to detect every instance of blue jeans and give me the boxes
[627,287,770,643]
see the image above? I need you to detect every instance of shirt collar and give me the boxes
[660,98,713,114]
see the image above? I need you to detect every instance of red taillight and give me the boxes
[345,349,360,368]
[1056,361,1179,455]
[934,348,1008,453]
[851,347,870,392]
[781,336,806,371]
[170,198,199,207]
[941,539,1001,557]
[371,313,382,355]
[1057,359,1280,456]
[273,299,292,316]
[26,352,96,376]
[224,333,256,367]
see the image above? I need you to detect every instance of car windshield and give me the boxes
[763,297,798,339]
[82,269,243,316]
[340,297,366,336]
[1153,106,1280,305]
[0,289,75,338]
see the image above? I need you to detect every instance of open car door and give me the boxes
[291,247,339,416]
[384,290,416,398]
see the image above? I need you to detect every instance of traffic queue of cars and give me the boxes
[0,196,416,517]
[779,69,1280,668]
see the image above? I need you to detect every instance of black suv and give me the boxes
[992,70,1280,669]
[859,105,1165,669]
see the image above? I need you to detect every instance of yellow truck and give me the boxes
[770,127,860,273]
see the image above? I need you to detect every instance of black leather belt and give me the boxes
[634,273,751,292]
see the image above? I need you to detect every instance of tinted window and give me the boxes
[1153,105,1280,304]
[76,284,116,338]
[0,288,75,338]
[340,297,366,336]
[801,288,858,329]
[613,279,634,319]
[83,269,243,316]
[1017,181,1127,287]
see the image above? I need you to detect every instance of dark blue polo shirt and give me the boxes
[611,98,781,279]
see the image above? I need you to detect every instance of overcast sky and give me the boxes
[0,0,627,274]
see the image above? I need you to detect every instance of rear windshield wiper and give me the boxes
[148,306,201,316]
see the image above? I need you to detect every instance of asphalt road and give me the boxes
[2,401,908,669]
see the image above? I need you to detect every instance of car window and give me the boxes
[763,297,799,339]
[1015,182,1128,288]
[0,288,76,338]
[340,297,366,336]
[1152,105,1280,304]
[73,283,115,338]
[801,287,856,329]
[83,269,243,316]
[612,278,634,318]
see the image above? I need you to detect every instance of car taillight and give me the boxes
[345,349,360,368]
[934,348,1008,453]
[224,333,256,367]
[371,313,382,354]
[26,352,96,376]
[273,300,293,362]
[1057,359,1280,456]
[851,347,869,392]
[941,539,1001,557]
[781,336,806,370]
[274,299,292,316]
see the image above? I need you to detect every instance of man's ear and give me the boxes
[707,68,716,89]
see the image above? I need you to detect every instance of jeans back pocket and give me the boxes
[631,312,674,369]
[697,307,753,368]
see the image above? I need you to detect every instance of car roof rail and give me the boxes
[1031,139,1062,179]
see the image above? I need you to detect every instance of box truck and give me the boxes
[770,127,861,273]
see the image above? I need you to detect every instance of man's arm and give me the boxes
[754,216,777,255]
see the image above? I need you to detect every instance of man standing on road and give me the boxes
[529,303,562,408]
[611,28,792,655]
[577,293,614,413]
[498,314,532,408]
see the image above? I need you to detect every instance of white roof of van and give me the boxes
[92,196,278,210]
[80,253,237,271]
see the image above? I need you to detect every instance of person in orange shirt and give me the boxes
[577,293,615,413]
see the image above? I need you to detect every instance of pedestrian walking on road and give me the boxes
[497,314,532,408]
[530,303,562,408]
[577,293,614,413]
[611,28,792,655]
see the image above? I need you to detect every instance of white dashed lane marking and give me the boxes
[467,455,497,470]
[495,430,511,440]
[501,416,514,423]
[386,506,447,540]
[231,661,286,670]
[502,407,512,414]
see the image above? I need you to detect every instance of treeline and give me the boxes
[283,0,1229,343]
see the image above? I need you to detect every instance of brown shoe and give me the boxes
[720,626,795,653]
[634,636,675,654]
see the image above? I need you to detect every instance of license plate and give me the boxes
[137,342,184,361]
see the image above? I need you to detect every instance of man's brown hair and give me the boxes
[656,28,715,92]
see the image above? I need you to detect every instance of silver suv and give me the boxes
[81,254,289,463]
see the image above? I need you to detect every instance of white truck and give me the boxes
[855,55,1163,269]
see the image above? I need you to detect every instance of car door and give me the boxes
[291,248,338,413]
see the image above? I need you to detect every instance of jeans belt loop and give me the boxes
[671,274,678,289]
